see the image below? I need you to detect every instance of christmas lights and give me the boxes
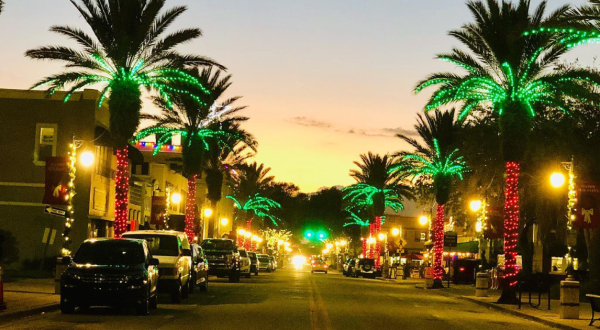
[227,194,281,226]
[114,147,129,238]
[185,174,197,242]
[433,205,445,282]
[61,142,77,256]
[344,211,370,227]
[342,183,406,213]
[503,162,520,287]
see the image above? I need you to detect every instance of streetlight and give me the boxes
[238,229,246,236]
[171,192,181,204]
[326,243,333,249]
[340,240,347,247]
[470,200,482,212]
[204,208,213,217]
[79,151,95,167]
[391,228,400,236]
[220,218,228,226]
[378,233,386,241]
[550,172,566,188]
[419,216,429,226]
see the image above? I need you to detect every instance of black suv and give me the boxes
[60,238,160,315]
[201,238,241,283]
[248,252,259,276]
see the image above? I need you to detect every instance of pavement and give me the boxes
[0,267,573,330]
[0,278,60,321]
[378,275,597,330]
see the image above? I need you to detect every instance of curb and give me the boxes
[0,303,60,323]
[458,296,580,330]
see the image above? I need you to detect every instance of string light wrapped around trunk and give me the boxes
[61,142,77,256]
[433,204,445,281]
[185,174,197,242]
[114,147,129,238]
[503,162,520,287]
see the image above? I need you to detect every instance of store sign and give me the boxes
[444,231,457,247]
[42,157,69,205]
[150,196,166,226]
[575,181,600,229]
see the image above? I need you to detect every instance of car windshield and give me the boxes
[73,241,144,265]
[358,259,375,266]
[201,239,234,251]
[124,234,179,257]
[258,257,270,263]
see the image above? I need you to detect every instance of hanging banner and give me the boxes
[42,157,69,206]
[484,206,504,239]
[150,196,166,226]
[575,181,600,229]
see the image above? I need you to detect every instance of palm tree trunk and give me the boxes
[209,199,218,237]
[114,146,129,238]
[207,207,215,239]
[184,175,197,242]
[432,204,445,289]
[498,161,521,304]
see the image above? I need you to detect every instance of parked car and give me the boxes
[257,254,272,273]
[122,230,191,303]
[453,259,480,284]
[248,252,259,275]
[311,258,328,274]
[238,248,252,278]
[189,244,209,292]
[343,258,355,276]
[60,238,159,315]
[269,256,278,271]
[352,258,376,278]
[201,238,241,283]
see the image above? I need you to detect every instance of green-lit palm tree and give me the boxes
[415,0,600,302]
[390,109,466,289]
[343,153,413,264]
[27,0,224,239]
[132,69,253,242]
[229,163,279,229]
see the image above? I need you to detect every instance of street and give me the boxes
[1,268,549,330]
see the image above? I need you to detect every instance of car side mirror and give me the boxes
[149,258,160,266]
[61,256,72,265]
[182,249,192,257]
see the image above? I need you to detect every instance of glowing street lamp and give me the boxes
[550,172,566,188]
[220,218,229,226]
[238,229,246,236]
[378,233,386,241]
[171,193,182,204]
[391,228,400,236]
[470,200,482,212]
[419,216,429,226]
[340,240,347,247]
[79,151,95,167]
[326,243,333,249]
[203,208,213,217]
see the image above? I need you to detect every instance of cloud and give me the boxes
[288,116,415,139]
[288,116,332,128]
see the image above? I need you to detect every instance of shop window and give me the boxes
[34,123,58,165]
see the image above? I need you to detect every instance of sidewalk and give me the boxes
[1,278,59,320]
[421,282,595,330]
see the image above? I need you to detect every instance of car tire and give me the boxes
[200,275,209,291]
[255,269,259,276]
[136,291,150,316]
[181,280,189,299]
[171,282,182,303]
[149,291,158,309]
[189,274,196,294]
[267,268,271,273]
[60,299,75,314]
[245,271,251,278]
[325,271,328,274]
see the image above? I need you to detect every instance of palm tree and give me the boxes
[229,163,278,229]
[0,1,4,15]
[132,69,252,242]
[27,0,224,239]
[415,0,600,302]
[390,109,466,289]
[343,153,413,264]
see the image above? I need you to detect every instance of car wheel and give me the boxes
[60,298,75,314]
[267,267,271,273]
[149,291,158,309]
[245,271,251,278]
[255,269,259,276]
[181,280,189,299]
[325,271,328,274]
[136,290,150,316]
[171,282,182,303]
[189,274,196,294]
[200,275,209,292]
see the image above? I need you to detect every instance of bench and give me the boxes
[587,294,600,326]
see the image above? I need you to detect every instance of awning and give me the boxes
[445,241,479,253]
[402,253,424,260]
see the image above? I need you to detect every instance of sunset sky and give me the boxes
[0,0,595,192]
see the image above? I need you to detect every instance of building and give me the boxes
[0,88,235,269]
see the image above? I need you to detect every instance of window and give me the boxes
[34,124,58,165]
[95,146,111,178]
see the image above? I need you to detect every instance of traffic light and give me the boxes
[305,231,313,239]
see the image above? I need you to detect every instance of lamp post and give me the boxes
[550,158,577,279]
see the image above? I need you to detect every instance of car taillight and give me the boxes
[459,267,465,272]
[324,265,328,268]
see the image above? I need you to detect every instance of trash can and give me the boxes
[476,272,489,297]
[560,280,580,319]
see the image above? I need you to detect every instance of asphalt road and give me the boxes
[1,267,550,330]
